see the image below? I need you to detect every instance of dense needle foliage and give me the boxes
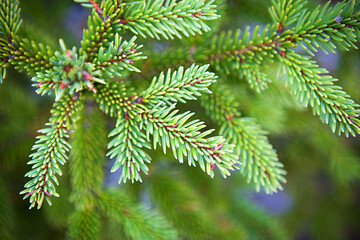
[1,0,360,239]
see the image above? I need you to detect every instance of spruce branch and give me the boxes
[107,118,152,183]
[94,34,145,77]
[20,95,83,209]
[203,0,360,77]
[67,209,101,240]
[0,0,21,83]
[220,119,286,193]
[67,103,106,240]
[79,0,125,60]
[150,173,229,239]
[278,0,360,54]
[32,40,107,101]
[0,0,21,42]
[95,81,130,118]
[69,103,106,207]
[99,190,178,240]
[201,86,286,193]
[199,0,360,136]
[200,84,241,123]
[239,62,272,93]
[281,50,360,136]
[269,0,307,28]
[205,26,278,73]
[31,36,143,101]
[120,0,219,40]
[7,38,55,76]
[6,0,360,218]
[141,105,239,178]
[142,64,216,106]
[101,65,238,182]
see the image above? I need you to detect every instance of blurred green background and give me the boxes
[1,0,360,239]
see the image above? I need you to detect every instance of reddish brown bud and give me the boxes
[66,50,73,59]
[89,0,102,15]
[124,111,130,121]
[59,82,70,89]
[63,65,73,73]
[212,143,223,151]
[192,12,202,17]
[128,95,136,100]
[279,51,286,57]
[210,163,215,170]
[264,170,270,179]
[37,82,45,88]
[226,114,234,121]
[82,71,93,81]
[277,22,284,35]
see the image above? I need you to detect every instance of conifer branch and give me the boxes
[139,65,238,177]
[7,38,55,76]
[100,65,239,182]
[239,62,272,93]
[120,0,219,40]
[67,104,106,240]
[0,0,21,41]
[220,119,286,193]
[141,105,239,178]
[79,0,125,60]
[67,209,101,240]
[269,0,306,28]
[0,0,54,79]
[20,95,83,209]
[200,84,241,123]
[150,173,229,239]
[95,81,129,118]
[201,86,286,193]
[69,103,106,207]
[142,64,216,106]
[108,118,152,183]
[206,26,278,71]
[32,41,104,101]
[199,0,360,136]
[285,0,360,54]
[99,190,178,240]
[281,51,360,136]
[0,0,21,83]
[94,34,145,77]
[205,0,360,72]
[78,0,218,60]
[5,0,360,220]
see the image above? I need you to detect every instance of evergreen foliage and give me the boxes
[1,0,360,239]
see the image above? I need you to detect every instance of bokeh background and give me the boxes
[1,0,360,239]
